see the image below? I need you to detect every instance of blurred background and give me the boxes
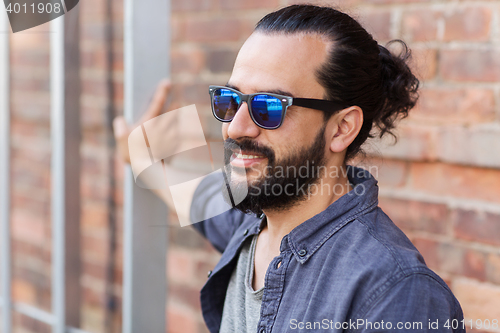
[1,0,500,332]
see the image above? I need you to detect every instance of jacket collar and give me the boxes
[272,165,379,264]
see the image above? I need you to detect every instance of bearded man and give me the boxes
[115,4,464,333]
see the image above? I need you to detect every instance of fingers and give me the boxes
[113,115,128,139]
[113,116,131,164]
[113,79,172,165]
[140,79,172,124]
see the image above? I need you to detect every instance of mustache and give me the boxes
[224,138,275,162]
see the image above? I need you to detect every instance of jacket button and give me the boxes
[243,229,249,236]
[207,270,212,278]
[298,249,307,257]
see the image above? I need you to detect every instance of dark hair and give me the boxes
[255,5,419,161]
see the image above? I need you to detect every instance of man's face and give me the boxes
[222,32,332,212]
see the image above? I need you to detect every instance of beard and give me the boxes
[222,124,327,216]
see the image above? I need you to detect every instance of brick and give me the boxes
[453,209,500,247]
[185,17,242,43]
[81,98,108,128]
[81,304,106,333]
[486,253,500,285]
[358,9,392,41]
[12,280,37,305]
[82,235,110,262]
[11,210,46,246]
[11,91,51,123]
[365,124,438,161]
[220,0,280,10]
[453,279,500,321]
[379,198,449,235]
[414,238,487,281]
[82,286,106,308]
[82,261,107,281]
[443,7,491,42]
[172,47,206,74]
[206,48,237,73]
[14,312,52,333]
[402,9,441,42]
[171,17,185,43]
[412,237,439,269]
[409,162,500,203]
[169,222,214,250]
[463,248,487,282]
[168,284,202,310]
[12,240,45,261]
[10,27,50,49]
[11,187,50,218]
[83,78,108,98]
[440,49,500,82]
[167,307,200,333]
[10,49,50,67]
[437,242,465,276]
[81,202,109,229]
[437,124,500,169]
[175,83,212,106]
[11,75,49,92]
[81,23,106,43]
[80,0,105,18]
[357,157,408,188]
[172,0,212,12]
[81,49,107,69]
[411,88,496,125]
[168,249,195,283]
[409,48,437,81]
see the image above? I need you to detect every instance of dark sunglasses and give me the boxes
[209,85,347,129]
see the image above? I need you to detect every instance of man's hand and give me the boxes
[112,79,203,224]
[113,79,172,164]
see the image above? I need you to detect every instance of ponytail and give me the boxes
[376,40,419,139]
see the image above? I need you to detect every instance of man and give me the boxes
[115,4,464,333]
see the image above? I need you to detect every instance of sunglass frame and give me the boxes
[208,85,347,130]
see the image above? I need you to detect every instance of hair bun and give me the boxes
[376,40,419,139]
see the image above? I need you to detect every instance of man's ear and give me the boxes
[328,106,363,153]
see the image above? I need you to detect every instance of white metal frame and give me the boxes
[123,0,170,332]
[0,6,12,333]
[0,5,86,333]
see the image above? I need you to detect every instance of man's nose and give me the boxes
[226,102,260,140]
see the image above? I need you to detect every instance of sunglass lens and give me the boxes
[251,95,283,128]
[213,88,241,121]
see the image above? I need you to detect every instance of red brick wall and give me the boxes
[169,1,500,332]
[9,0,124,331]
[7,0,500,332]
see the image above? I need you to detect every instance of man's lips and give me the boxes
[230,151,267,168]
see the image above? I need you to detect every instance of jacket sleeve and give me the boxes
[189,172,252,253]
[353,273,465,333]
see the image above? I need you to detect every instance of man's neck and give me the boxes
[261,167,352,255]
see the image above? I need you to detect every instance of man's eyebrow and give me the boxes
[267,89,295,98]
[225,83,295,98]
[225,83,239,91]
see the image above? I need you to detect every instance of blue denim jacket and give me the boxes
[191,167,465,333]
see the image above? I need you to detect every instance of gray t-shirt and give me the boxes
[219,234,263,333]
